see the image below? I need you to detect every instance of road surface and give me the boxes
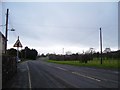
[4,58,119,88]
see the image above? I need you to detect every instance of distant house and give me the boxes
[0,32,6,54]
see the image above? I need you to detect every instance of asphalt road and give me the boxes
[5,58,119,88]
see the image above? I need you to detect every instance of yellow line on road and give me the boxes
[27,63,32,89]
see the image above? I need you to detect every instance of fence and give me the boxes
[2,55,17,87]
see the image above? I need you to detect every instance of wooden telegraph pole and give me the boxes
[100,27,103,64]
[5,9,9,54]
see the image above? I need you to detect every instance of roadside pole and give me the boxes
[5,8,15,54]
[13,36,23,63]
[5,9,9,54]
[17,47,19,62]
[63,48,64,61]
[100,27,103,64]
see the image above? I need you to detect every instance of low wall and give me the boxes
[2,55,17,87]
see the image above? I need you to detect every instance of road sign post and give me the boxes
[17,47,19,62]
[13,36,23,62]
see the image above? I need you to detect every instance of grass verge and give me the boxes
[47,59,120,69]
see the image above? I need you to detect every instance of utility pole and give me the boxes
[100,27,103,64]
[5,8,9,54]
[62,48,64,61]
[62,48,64,55]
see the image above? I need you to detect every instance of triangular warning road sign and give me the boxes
[13,36,23,47]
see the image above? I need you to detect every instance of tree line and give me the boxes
[47,49,120,63]
[7,46,38,60]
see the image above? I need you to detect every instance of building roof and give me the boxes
[0,32,6,40]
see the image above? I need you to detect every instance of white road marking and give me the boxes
[48,65,118,83]
[45,62,118,83]
[56,67,68,71]
[50,66,101,82]
[26,63,32,89]
[72,72,101,82]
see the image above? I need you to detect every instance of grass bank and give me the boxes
[48,59,120,69]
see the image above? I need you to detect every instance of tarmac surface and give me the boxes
[4,58,119,88]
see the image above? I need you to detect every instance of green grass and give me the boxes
[47,58,120,69]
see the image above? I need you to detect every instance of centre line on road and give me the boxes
[72,72,101,82]
[55,67,100,82]
[56,67,68,71]
[27,63,32,89]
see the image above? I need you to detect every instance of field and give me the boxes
[48,58,120,69]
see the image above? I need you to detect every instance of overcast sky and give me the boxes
[1,1,118,54]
